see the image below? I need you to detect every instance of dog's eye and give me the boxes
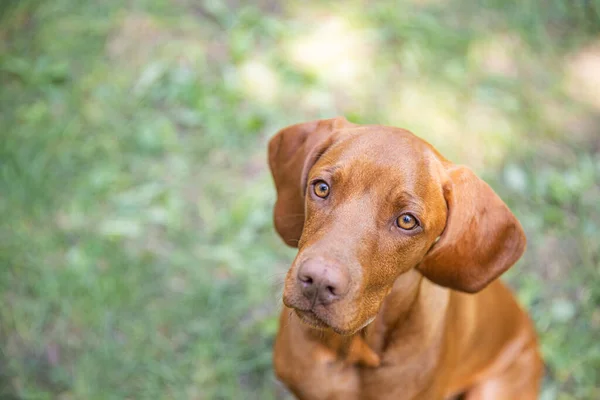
[396,213,418,230]
[313,181,330,198]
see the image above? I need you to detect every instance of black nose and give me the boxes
[297,258,350,306]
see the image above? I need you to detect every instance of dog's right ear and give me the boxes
[417,165,527,293]
[268,117,352,247]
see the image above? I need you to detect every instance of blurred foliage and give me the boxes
[1,0,599,399]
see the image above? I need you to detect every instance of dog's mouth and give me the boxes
[284,287,375,335]
[294,309,330,330]
[293,308,371,336]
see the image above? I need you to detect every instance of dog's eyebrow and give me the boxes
[386,185,414,201]
[389,189,425,213]
[314,165,342,177]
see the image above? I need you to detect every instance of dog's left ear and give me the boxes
[417,165,526,293]
[268,117,353,247]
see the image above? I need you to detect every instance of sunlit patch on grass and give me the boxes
[301,88,335,112]
[239,59,281,103]
[565,40,600,111]
[384,80,516,169]
[468,33,524,78]
[287,16,376,87]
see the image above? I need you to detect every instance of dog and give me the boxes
[268,117,543,399]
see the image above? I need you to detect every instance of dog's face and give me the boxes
[269,118,526,335]
[283,130,447,334]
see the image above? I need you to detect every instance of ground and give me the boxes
[1,0,599,399]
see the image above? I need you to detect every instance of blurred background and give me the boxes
[1,0,599,398]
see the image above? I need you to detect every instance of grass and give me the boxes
[1,0,599,399]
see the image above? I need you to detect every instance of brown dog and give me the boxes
[268,117,543,399]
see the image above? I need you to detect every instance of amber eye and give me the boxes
[396,213,418,230]
[313,181,330,198]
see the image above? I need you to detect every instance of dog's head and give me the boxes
[268,117,526,335]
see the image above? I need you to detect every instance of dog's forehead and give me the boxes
[329,126,441,178]
[311,125,447,231]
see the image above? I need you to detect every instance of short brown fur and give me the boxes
[269,117,543,399]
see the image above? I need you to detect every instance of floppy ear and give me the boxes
[417,165,526,293]
[268,117,352,247]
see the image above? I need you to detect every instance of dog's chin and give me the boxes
[294,309,330,330]
[293,309,374,336]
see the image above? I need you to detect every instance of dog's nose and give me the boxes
[297,258,349,305]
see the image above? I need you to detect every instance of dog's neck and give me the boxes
[363,269,451,357]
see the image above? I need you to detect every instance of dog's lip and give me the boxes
[295,308,377,336]
[294,309,330,329]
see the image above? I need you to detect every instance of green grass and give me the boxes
[1,0,599,399]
